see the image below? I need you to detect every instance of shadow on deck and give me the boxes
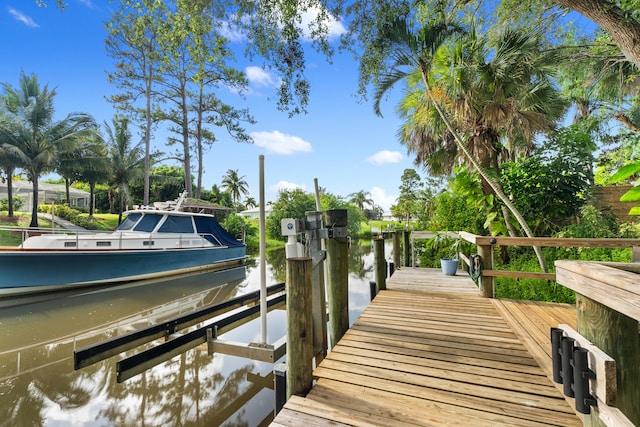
[271,267,581,426]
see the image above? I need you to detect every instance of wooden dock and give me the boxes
[271,267,581,426]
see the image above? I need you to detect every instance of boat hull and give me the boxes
[0,245,246,297]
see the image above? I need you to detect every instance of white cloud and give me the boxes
[366,150,403,165]
[222,6,345,43]
[250,130,312,155]
[77,0,95,7]
[8,7,38,27]
[245,66,280,88]
[271,180,306,193]
[299,7,347,40]
[370,186,397,212]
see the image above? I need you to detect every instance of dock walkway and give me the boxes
[272,267,580,426]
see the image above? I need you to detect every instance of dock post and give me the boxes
[402,231,410,267]
[369,281,377,301]
[392,231,401,269]
[374,237,386,291]
[286,257,313,398]
[325,209,349,348]
[577,295,640,425]
[274,363,287,415]
[477,243,494,298]
[306,210,328,362]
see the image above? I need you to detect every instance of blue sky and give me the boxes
[1,1,414,211]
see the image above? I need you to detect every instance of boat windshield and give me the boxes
[133,214,163,232]
[158,215,194,233]
[116,213,142,231]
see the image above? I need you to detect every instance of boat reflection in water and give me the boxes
[0,266,286,427]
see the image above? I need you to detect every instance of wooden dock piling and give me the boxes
[285,257,313,398]
[392,231,401,268]
[324,209,349,348]
[373,237,386,291]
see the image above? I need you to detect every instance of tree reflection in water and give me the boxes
[0,240,385,426]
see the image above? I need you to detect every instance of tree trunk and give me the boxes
[30,178,39,228]
[65,178,71,204]
[553,0,640,68]
[89,182,95,217]
[6,169,14,218]
[144,63,153,206]
[181,91,193,198]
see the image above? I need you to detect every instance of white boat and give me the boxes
[0,194,246,297]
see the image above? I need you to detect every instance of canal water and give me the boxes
[0,240,384,427]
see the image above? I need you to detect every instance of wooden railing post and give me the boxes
[576,294,640,426]
[402,231,410,267]
[392,231,401,269]
[324,209,349,348]
[374,237,386,291]
[477,243,494,298]
[285,257,313,399]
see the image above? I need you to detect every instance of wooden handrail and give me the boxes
[459,231,640,248]
[408,231,640,298]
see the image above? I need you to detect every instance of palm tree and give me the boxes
[56,132,110,215]
[347,190,374,213]
[244,197,257,209]
[221,169,249,211]
[373,18,565,272]
[0,72,95,227]
[104,117,146,223]
[0,118,21,218]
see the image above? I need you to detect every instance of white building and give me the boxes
[0,180,90,212]
[239,205,273,219]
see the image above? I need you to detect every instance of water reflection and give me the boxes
[0,240,389,426]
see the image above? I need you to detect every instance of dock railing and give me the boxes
[455,231,640,298]
[404,230,640,425]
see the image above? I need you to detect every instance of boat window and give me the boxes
[64,242,77,247]
[158,215,194,233]
[116,213,142,230]
[133,214,163,232]
[96,241,111,247]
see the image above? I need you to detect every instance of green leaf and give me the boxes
[609,161,640,183]
[483,211,497,229]
[629,206,640,216]
[620,187,640,202]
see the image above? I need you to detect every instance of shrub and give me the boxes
[0,196,24,211]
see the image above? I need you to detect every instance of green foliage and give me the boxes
[223,213,257,247]
[610,159,640,215]
[320,192,363,237]
[500,125,595,235]
[415,233,472,268]
[266,188,363,241]
[391,169,423,224]
[266,189,316,241]
[427,186,485,234]
[0,197,24,212]
[38,204,96,230]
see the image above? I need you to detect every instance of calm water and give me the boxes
[0,241,383,427]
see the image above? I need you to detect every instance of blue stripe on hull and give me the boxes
[0,246,246,291]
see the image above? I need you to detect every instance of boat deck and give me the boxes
[271,268,580,426]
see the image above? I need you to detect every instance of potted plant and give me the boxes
[427,232,460,275]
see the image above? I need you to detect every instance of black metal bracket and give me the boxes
[573,346,598,414]
[550,327,598,414]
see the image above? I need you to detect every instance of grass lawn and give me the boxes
[79,213,120,231]
[0,212,53,246]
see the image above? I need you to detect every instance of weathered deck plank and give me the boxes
[271,267,580,426]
